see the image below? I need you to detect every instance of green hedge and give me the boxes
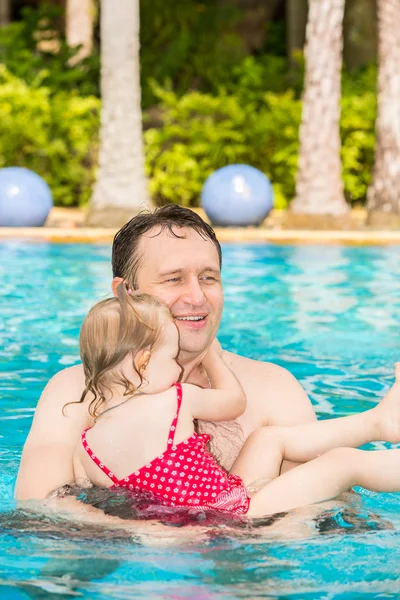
[145,83,301,209]
[146,67,377,208]
[0,63,377,208]
[0,2,378,209]
[0,66,100,206]
[0,3,100,97]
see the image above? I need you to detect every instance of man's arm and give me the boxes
[15,364,89,500]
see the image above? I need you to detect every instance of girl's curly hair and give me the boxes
[64,285,171,418]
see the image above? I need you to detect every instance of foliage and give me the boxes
[144,83,301,208]
[0,66,100,206]
[0,1,244,106]
[341,65,377,204]
[0,1,245,105]
[140,0,246,107]
[0,2,100,97]
[145,70,377,208]
[0,61,377,209]
[0,3,378,208]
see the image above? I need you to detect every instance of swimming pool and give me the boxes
[1,241,400,598]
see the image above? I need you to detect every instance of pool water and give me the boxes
[1,241,400,599]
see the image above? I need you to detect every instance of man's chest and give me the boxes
[197,417,249,472]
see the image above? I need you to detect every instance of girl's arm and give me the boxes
[184,342,246,422]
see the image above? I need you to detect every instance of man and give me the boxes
[15,205,316,501]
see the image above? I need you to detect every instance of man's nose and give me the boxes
[181,277,207,306]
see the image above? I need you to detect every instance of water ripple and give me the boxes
[1,242,400,597]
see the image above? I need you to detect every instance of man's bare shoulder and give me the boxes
[222,350,291,381]
[38,364,85,409]
[222,350,315,426]
[50,363,84,382]
[25,362,90,448]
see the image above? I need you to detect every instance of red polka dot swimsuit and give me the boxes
[81,382,250,515]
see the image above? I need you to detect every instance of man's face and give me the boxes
[133,226,223,357]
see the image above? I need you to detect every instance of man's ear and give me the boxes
[112,277,125,297]
[135,349,151,375]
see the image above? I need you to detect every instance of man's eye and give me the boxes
[201,276,218,282]
[166,277,181,283]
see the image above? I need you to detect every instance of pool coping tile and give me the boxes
[1,226,400,245]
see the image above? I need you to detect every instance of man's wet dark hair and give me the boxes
[112,204,222,289]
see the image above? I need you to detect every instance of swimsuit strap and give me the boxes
[167,382,183,449]
[81,428,120,486]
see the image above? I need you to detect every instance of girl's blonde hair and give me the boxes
[65,285,172,417]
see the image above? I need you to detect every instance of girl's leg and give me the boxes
[230,427,286,487]
[231,364,400,487]
[247,447,400,517]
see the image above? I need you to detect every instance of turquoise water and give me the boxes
[1,241,400,598]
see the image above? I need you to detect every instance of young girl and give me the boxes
[71,285,400,517]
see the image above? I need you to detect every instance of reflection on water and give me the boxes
[1,242,400,598]
[355,247,400,332]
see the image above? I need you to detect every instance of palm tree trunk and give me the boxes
[87,0,151,227]
[0,0,11,27]
[287,0,350,228]
[66,0,94,63]
[343,0,377,70]
[286,0,308,59]
[217,0,281,53]
[367,0,400,228]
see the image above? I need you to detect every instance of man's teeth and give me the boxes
[176,316,205,321]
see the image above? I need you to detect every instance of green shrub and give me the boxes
[0,61,377,209]
[144,83,301,208]
[145,75,377,209]
[341,91,376,205]
[225,54,304,103]
[0,3,100,97]
[0,66,99,206]
[140,0,246,107]
[0,2,291,110]
[341,65,377,204]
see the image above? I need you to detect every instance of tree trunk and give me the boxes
[0,0,10,27]
[343,0,377,70]
[367,0,400,228]
[217,0,281,53]
[286,0,308,58]
[66,0,94,63]
[87,0,151,228]
[287,0,350,228]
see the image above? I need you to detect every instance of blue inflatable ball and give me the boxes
[201,164,273,227]
[0,167,53,227]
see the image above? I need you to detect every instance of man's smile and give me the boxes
[174,314,208,329]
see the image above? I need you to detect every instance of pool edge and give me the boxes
[0,226,400,245]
